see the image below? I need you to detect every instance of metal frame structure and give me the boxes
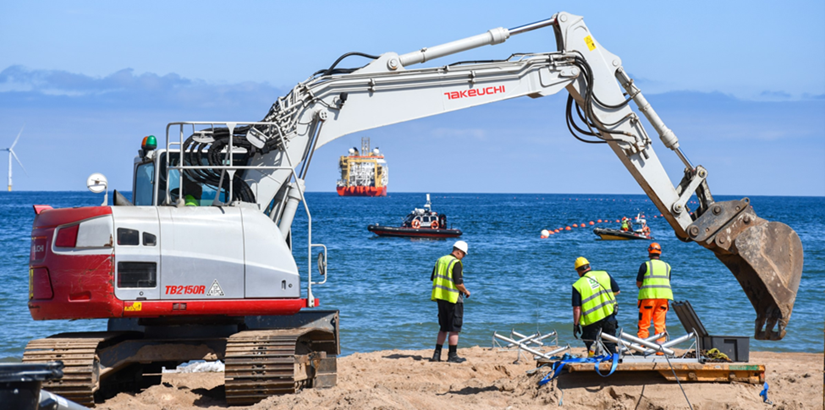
[493,329,570,363]
[163,121,327,306]
[595,329,702,364]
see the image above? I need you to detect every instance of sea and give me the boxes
[0,191,822,360]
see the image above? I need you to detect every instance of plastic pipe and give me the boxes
[601,332,648,354]
[619,332,666,352]
[642,332,695,355]
[619,331,676,356]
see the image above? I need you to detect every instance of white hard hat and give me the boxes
[453,240,469,255]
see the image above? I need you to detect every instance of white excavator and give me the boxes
[24,12,802,406]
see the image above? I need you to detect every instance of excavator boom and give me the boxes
[162,13,802,339]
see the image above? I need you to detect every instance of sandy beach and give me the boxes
[94,347,823,410]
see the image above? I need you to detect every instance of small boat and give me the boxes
[368,194,462,238]
[593,228,651,240]
[594,213,652,240]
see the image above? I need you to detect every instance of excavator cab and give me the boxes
[132,149,240,206]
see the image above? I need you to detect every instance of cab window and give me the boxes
[134,162,154,205]
[157,152,227,206]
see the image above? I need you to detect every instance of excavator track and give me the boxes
[224,329,336,406]
[22,332,126,407]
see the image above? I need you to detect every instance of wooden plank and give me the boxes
[559,361,765,384]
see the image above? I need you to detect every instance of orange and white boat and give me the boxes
[336,137,387,196]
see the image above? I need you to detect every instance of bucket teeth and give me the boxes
[687,199,803,341]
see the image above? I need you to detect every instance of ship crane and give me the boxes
[24,11,802,406]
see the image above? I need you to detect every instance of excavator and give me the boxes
[23,12,803,406]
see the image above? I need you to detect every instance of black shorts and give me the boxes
[437,299,463,332]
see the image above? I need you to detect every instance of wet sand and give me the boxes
[97,347,822,410]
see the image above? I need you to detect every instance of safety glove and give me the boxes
[573,324,582,339]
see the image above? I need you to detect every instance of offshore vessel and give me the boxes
[337,137,388,196]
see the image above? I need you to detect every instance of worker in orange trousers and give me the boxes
[636,242,673,346]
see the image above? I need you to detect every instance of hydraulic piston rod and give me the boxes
[398,16,556,67]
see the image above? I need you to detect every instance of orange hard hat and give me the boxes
[648,242,662,255]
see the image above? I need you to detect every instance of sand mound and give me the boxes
[95,347,822,410]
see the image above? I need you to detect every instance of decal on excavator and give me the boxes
[165,285,207,295]
[443,85,505,100]
[584,35,596,51]
[206,280,225,297]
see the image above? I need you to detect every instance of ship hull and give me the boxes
[337,186,387,197]
[368,225,462,238]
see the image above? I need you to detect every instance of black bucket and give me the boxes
[0,362,63,410]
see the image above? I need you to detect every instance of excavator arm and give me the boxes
[186,12,802,340]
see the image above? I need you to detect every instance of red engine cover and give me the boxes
[29,206,121,320]
[29,206,314,320]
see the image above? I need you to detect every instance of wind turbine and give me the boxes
[2,127,28,191]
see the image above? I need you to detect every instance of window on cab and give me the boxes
[157,152,232,206]
[134,162,155,205]
[117,228,140,246]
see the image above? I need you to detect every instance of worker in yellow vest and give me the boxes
[430,240,471,363]
[572,257,620,355]
[636,242,673,345]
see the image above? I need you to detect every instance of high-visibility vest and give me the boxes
[185,194,199,206]
[572,270,617,326]
[431,255,462,303]
[638,259,673,300]
[621,221,629,230]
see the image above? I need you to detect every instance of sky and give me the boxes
[0,1,823,196]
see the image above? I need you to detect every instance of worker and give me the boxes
[636,242,673,347]
[430,240,471,363]
[621,217,630,232]
[181,177,203,206]
[572,257,620,355]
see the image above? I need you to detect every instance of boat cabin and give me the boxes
[403,210,447,230]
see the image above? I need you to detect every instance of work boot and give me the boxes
[446,352,466,363]
[430,350,442,362]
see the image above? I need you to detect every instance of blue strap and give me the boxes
[594,353,619,377]
[759,382,771,403]
[538,353,617,386]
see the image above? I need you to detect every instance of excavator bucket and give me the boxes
[690,199,803,340]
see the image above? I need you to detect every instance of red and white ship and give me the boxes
[336,137,388,196]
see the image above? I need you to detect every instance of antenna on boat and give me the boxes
[425,193,432,211]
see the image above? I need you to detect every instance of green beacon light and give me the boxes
[142,135,157,151]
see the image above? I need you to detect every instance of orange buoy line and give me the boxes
[539,210,663,238]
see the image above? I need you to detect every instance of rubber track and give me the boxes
[22,334,118,407]
[224,330,305,406]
